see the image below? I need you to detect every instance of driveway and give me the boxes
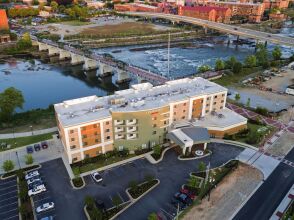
[39,143,243,220]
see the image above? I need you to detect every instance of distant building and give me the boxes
[263,0,289,9]
[39,10,51,17]
[178,6,232,23]
[269,12,286,21]
[85,0,105,8]
[114,3,161,12]
[0,10,9,30]
[0,34,11,44]
[205,1,265,23]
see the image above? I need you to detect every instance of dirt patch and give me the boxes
[81,22,161,37]
[267,132,294,157]
[182,163,262,220]
[261,68,294,92]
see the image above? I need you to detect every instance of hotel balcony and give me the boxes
[115,134,125,140]
[114,120,124,126]
[127,133,137,140]
[126,126,137,133]
[114,127,124,133]
[126,119,137,125]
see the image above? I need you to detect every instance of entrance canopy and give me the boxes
[167,127,210,147]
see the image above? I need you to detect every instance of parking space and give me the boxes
[0,177,19,220]
[30,169,57,220]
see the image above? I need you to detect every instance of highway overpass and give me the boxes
[125,12,294,47]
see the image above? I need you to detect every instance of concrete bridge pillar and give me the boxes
[83,58,99,71]
[70,53,85,65]
[59,49,71,60]
[203,26,208,34]
[98,63,113,77]
[48,46,60,56]
[38,42,49,51]
[264,41,268,48]
[116,70,131,84]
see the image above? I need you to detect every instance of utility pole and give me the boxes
[167,32,170,80]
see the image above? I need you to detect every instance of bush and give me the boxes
[198,161,206,172]
[255,107,269,116]
[72,177,84,188]
[25,154,34,165]
[2,160,15,173]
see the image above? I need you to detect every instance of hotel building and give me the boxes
[54,77,247,164]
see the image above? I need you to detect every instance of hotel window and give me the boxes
[118,146,124,151]
[164,121,167,125]
[106,121,110,125]
[93,124,97,128]
[182,116,185,119]
[95,139,99,143]
[207,97,210,100]
[94,131,98,135]
[85,154,89,158]
[106,129,110,132]
[206,104,209,107]
[183,110,186,113]
[174,112,176,115]
[83,142,88,146]
[221,100,224,103]
[201,100,203,103]
[214,95,217,98]
[153,124,157,128]
[152,117,157,120]
[220,106,224,109]
[70,145,76,149]
[70,130,74,134]
[213,102,217,105]
[82,135,87,138]
[106,136,111,140]
[71,138,75,141]
[142,143,147,149]
[206,110,209,113]
[81,127,86,131]
[72,157,78,162]
[222,94,225,97]
[153,131,157,135]
[174,105,177,108]
[183,103,187,106]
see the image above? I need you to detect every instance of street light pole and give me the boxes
[15,151,21,170]
[30,125,33,135]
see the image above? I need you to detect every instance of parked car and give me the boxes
[171,197,186,210]
[34,144,41,151]
[174,192,192,205]
[28,184,46,196]
[40,217,53,220]
[91,171,102,183]
[41,141,48,149]
[27,176,41,185]
[26,146,34,154]
[36,202,55,213]
[180,188,196,200]
[25,170,39,180]
[28,180,43,190]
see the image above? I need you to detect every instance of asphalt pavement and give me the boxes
[233,147,294,220]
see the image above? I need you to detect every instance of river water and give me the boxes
[0,24,293,111]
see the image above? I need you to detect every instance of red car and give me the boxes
[180,188,196,200]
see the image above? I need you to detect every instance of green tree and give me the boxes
[153,144,161,156]
[232,62,243,74]
[256,44,269,68]
[0,87,24,121]
[188,176,200,188]
[129,180,138,191]
[215,59,225,71]
[112,195,122,208]
[272,46,282,60]
[148,213,157,220]
[17,32,32,50]
[244,55,257,67]
[25,154,34,165]
[84,195,95,209]
[225,56,237,69]
[198,161,206,172]
[246,98,251,108]
[235,93,241,102]
[198,65,211,73]
[58,5,66,13]
[91,207,103,220]
[2,160,14,173]
[50,1,59,13]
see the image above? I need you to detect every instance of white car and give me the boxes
[28,185,46,196]
[36,202,55,213]
[91,171,102,183]
[27,176,41,185]
[25,171,39,180]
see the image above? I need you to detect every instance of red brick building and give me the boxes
[178,6,232,23]
[205,1,265,23]
[0,10,9,30]
[263,0,289,9]
[114,3,161,12]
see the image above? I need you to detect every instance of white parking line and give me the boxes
[160,208,174,219]
[3,214,19,220]
[0,185,16,191]
[0,196,17,203]
[33,196,51,203]
[0,179,16,186]
[0,190,17,197]
[117,193,124,202]
[0,208,18,215]
[0,201,18,209]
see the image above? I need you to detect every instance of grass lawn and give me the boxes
[61,20,93,26]
[213,67,262,87]
[0,132,54,151]
[72,154,135,174]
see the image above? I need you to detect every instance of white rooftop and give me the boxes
[54,77,227,127]
[192,108,247,129]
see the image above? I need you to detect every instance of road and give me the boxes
[233,147,294,220]
[125,12,294,47]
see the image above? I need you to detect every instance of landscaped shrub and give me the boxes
[72,177,84,188]
[128,179,158,199]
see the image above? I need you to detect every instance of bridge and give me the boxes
[125,12,294,47]
[33,38,168,85]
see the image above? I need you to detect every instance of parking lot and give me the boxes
[30,168,57,220]
[0,177,19,220]
[33,143,243,220]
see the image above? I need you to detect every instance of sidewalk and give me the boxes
[0,127,58,139]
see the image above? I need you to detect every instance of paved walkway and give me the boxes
[0,127,58,139]
[227,103,294,132]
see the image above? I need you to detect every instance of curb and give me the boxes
[145,146,174,164]
[178,151,212,161]
[83,205,91,220]
[211,139,259,151]
[30,196,37,220]
[70,176,86,189]
[1,164,42,180]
